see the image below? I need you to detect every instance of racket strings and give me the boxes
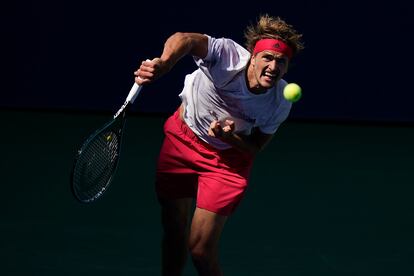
[73,130,120,202]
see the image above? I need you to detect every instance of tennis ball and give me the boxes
[283,83,302,102]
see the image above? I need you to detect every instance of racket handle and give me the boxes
[126,82,143,104]
[126,59,152,103]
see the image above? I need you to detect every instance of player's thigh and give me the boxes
[189,208,227,251]
[160,198,193,234]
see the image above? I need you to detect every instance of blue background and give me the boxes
[4,0,414,123]
[2,2,414,274]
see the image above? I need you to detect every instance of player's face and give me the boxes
[249,50,289,91]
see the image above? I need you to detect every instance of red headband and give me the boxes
[253,39,293,59]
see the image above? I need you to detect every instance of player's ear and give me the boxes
[250,54,256,67]
[285,60,290,72]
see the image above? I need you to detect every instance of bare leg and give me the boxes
[189,208,227,276]
[160,198,193,276]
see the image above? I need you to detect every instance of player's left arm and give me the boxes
[208,120,274,155]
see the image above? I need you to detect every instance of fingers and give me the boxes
[208,119,235,138]
[208,120,222,137]
[222,120,234,133]
[134,59,154,85]
[134,58,168,85]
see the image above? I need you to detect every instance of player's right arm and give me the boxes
[135,32,208,85]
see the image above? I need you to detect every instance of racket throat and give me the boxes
[114,102,131,119]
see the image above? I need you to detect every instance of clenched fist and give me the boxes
[208,119,235,139]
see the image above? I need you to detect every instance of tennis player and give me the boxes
[135,14,304,276]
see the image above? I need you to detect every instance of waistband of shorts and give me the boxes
[171,107,255,160]
[172,108,219,152]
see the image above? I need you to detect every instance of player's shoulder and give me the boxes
[274,79,292,106]
[207,35,249,57]
[274,79,288,96]
[278,79,288,88]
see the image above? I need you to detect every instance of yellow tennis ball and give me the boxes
[283,83,302,102]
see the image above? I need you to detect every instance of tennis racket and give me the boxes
[70,82,143,203]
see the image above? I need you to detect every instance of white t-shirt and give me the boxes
[179,35,292,150]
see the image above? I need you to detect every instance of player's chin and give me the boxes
[261,78,276,88]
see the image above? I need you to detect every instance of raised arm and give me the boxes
[135,32,208,85]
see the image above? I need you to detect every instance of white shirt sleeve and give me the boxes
[193,35,250,88]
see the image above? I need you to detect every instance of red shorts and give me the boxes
[155,109,254,216]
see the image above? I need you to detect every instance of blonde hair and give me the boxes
[244,14,304,58]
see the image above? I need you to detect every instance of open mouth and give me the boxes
[262,71,278,82]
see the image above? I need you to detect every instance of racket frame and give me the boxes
[70,82,142,203]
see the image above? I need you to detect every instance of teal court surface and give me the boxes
[1,109,413,275]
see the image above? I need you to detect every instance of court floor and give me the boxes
[1,109,413,275]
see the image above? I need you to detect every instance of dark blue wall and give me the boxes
[4,0,414,123]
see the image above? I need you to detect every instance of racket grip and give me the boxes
[126,82,143,104]
[126,59,151,103]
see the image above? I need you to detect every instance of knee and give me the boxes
[189,243,214,264]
